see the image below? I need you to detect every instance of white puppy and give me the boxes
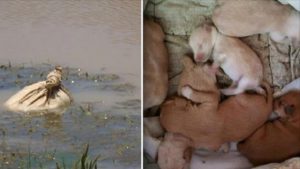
[189,24,264,95]
[144,117,164,160]
[213,0,300,47]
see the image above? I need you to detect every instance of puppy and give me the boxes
[144,117,193,169]
[212,0,300,47]
[158,133,193,169]
[158,56,220,169]
[159,56,272,169]
[238,90,300,166]
[189,24,264,95]
[144,116,164,160]
[144,19,169,110]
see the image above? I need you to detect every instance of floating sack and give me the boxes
[4,66,72,114]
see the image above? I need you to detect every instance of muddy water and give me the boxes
[0,0,140,87]
[0,1,141,169]
[0,66,140,169]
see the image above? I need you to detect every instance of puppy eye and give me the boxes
[284,105,295,115]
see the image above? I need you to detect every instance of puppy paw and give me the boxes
[255,87,266,96]
[203,64,218,75]
[220,88,232,95]
[221,88,243,95]
[182,86,193,99]
[219,143,230,153]
[270,32,286,42]
[273,91,282,98]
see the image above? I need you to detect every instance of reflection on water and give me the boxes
[0,65,141,169]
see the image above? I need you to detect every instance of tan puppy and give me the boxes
[158,57,272,169]
[189,24,263,95]
[212,0,300,47]
[144,19,168,110]
[158,56,219,169]
[158,133,193,169]
[143,116,193,169]
[238,90,300,166]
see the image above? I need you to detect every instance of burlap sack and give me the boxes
[4,66,71,114]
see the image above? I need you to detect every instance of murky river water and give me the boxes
[0,1,141,169]
[0,65,140,169]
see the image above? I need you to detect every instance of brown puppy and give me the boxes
[158,57,272,169]
[158,56,219,169]
[143,19,168,110]
[189,24,264,95]
[212,0,300,47]
[238,90,300,166]
[160,56,220,148]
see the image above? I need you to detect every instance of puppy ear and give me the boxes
[181,56,195,69]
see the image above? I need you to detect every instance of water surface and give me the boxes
[0,65,140,169]
[0,1,141,168]
[0,0,141,87]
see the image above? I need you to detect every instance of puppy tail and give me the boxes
[260,81,273,107]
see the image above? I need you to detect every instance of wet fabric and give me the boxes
[4,67,71,114]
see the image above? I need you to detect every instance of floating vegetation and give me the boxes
[104,83,136,92]
[97,74,120,82]
[79,105,93,116]
[115,99,141,109]
[116,144,131,157]
[0,64,125,91]
[0,64,140,169]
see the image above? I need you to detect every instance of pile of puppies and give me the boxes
[144,0,300,168]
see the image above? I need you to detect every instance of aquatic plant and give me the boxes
[56,144,100,169]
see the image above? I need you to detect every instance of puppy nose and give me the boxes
[195,53,204,61]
